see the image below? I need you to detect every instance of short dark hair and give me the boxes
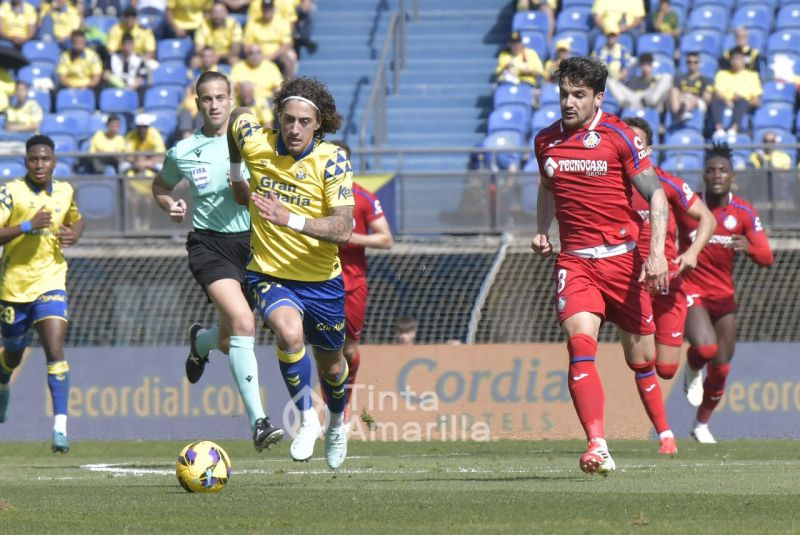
[622,116,653,146]
[705,141,734,166]
[196,70,231,95]
[394,315,418,333]
[107,114,120,124]
[330,139,351,159]
[639,53,654,65]
[686,51,700,59]
[71,29,85,39]
[554,56,608,95]
[274,77,343,137]
[26,134,55,153]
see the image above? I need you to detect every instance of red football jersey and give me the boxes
[678,192,773,300]
[631,166,698,265]
[339,182,384,291]
[534,109,652,252]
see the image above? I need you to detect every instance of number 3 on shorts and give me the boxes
[556,269,567,293]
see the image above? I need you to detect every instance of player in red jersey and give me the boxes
[325,141,394,422]
[532,57,670,474]
[677,142,773,444]
[623,117,716,455]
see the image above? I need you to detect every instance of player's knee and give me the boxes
[228,314,255,337]
[693,344,718,360]
[626,360,654,374]
[655,362,679,379]
[277,330,304,353]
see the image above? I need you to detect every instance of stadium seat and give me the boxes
[636,33,675,57]
[692,0,734,8]
[55,88,96,113]
[482,131,523,171]
[753,128,795,145]
[76,180,119,219]
[0,160,25,180]
[562,0,594,8]
[511,11,550,35]
[29,89,52,114]
[752,103,795,132]
[488,108,529,137]
[493,83,533,110]
[625,108,660,131]
[53,161,73,177]
[149,110,179,142]
[99,88,139,114]
[84,15,117,35]
[776,4,800,31]
[555,8,592,32]
[551,32,589,57]
[762,81,797,104]
[138,8,165,34]
[732,5,773,33]
[539,82,560,108]
[680,31,723,57]
[519,30,547,58]
[40,111,90,138]
[767,30,800,54]
[602,90,619,114]
[157,37,193,63]
[16,64,55,87]
[666,107,706,134]
[592,33,635,55]
[721,29,767,53]
[687,6,729,32]
[649,53,676,76]
[661,153,704,171]
[143,86,183,111]
[50,134,78,169]
[20,40,60,67]
[739,0,777,11]
[666,130,705,148]
[151,64,191,90]
[531,106,561,133]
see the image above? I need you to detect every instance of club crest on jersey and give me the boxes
[723,215,738,230]
[544,157,558,177]
[583,130,601,148]
[296,163,306,180]
[557,296,567,311]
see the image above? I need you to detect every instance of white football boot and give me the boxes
[290,411,321,462]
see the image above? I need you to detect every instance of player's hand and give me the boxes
[30,206,52,230]
[672,250,698,274]
[252,191,289,226]
[531,233,553,257]
[59,225,79,247]
[169,199,187,223]
[641,252,669,293]
[726,234,749,253]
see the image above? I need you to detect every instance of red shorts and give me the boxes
[554,251,655,335]
[652,277,687,347]
[344,283,368,341]
[684,282,737,323]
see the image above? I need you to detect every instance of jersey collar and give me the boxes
[25,175,53,195]
[560,107,603,133]
[276,135,318,161]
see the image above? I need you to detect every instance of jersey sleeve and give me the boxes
[0,185,13,227]
[659,173,697,213]
[63,189,83,226]
[611,120,652,179]
[742,205,773,266]
[231,112,264,163]
[160,146,182,187]
[323,148,355,209]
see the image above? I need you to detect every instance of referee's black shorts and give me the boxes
[186,228,251,302]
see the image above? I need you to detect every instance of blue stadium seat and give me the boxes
[138,8,165,34]
[157,37,193,63]
[41,111,90,138]
[16,64,55,87]
[512,11,550,35]
[753,128,795,145]
[99,88,139,114]
[650,53,676,76]
[666,130,705,148]
[562,0,594,8]
[53,161,73,177]
[637,33,675,57]
[739,0,777,10]
[776,4,800,31]
[680,30,723,57]
[625,108,660,131]
[151,64,191,90]
[539,82,560,108]
[488,108,529,137]
[84,15,117,35]
[149,110,178,142]
[551,32,589,57]
[752,103,795,131]
[687,6,729,32]
[50,134,78,169]
[143,86,183,111]
[666,107,706,134]
[602,90,619,115]
[762,81,797,104]
[55,88,96,113]
[0,160,26,180]
[29,89,52,114]
[661,154,704,172]
[482,131,523,171]
[592,33,635,56]
[76,180,119,220]
[732,5,773,33]
[767,30,800,54]
[520,30,547,58]
[721,29,766,52]
[20,40,60,67]
[555,8,592,32]
[493,83,533,110]
[692,0,734,8]
[531,106,561,133]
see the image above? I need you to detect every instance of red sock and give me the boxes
[696,363,730,423]
[567,334,604,440]
[655,362,679,379]
[629,361,670,434]
[687,344,717,371]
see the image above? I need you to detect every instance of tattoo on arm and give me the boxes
[300,205,354,244]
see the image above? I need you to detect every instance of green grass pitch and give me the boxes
[0,439,798,534]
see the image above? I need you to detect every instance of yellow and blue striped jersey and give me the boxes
[0,177,82,303]
[231,112,355,282]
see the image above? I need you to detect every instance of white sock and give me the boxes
[693,421,708,429]
[591,437,608,449]
[301,408,319,426]
[330,411,344,428]
[659,430,674,439]
[53,414,67,435]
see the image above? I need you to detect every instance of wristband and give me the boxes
[287,213,306,232]
[230,161,245,182]
[20,221,32,233]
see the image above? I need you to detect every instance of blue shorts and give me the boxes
[246,271,345,351]
[0,290,69,351]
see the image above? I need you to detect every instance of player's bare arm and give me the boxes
[152,174,187,223]
[227,107,252,206]
[673,200,715,273]
[347,216,393,249]
[252,192,354,244]
[631,166,669,288]
[0,205,52,245]
[532,174,555,257]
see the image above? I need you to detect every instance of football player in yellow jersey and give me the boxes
[0,135,85,453]
[227,76,355,469]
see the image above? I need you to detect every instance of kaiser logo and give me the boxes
[544,157,557,177]
[723,215,738,230]
[583,130,601,148]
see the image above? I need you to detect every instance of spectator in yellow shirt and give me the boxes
[495,32,544,87]
[593,25,632,81]
[38,0,82,48]
[166,0,213,39]
[545,39,572,83]
[0,0,37,48]
[236,81,274,129]
[56,29,103,91]
[592,0,645,40]
[243,0,297,77]
[194,2,243,65]
[0,68,14,100]
[124,113,166,174]
[711,47,762,137]
[107,7,157,61]
[749,131,793,171]
[4,81,43,134]
[86,114,126,174]
[230,44,284,102]
[191,45,221,80]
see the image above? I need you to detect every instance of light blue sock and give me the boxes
[196,326,220,357]
[228,336,265,430]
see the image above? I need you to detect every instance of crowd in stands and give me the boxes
[484,0,800,176]
[0,0,317,178]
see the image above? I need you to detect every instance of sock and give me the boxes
[567,334,605,440]
[629,361,671,434]
[696,363,730,423]
[0,352,12,384]
[47,361,70,431]
[687,344,717,371]
[277,346,313,411]
[196,326,220,357]
[53,414,67,435]
[659,430,674,439]
[227,336,265,430]
[320,359,349,418]
[655,361,679,379]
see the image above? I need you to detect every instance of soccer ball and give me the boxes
[175,440,232,493]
